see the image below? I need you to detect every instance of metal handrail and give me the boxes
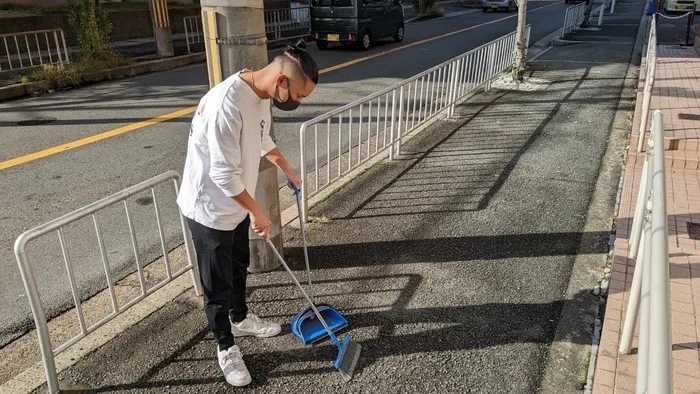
[14,171,202,394]
[619,110,673,394]
[561,2,586,37]
[636,14,657,153]
[184,15,203,53]
[184,6,311,52]
[298,27,531,222]
[0,28,69,72]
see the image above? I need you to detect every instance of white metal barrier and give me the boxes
[14,171,202,394]
[561,2,586,37]
[184,15,204,53]
[184,7,311,52]
[0,29,69,72]
[298,27,531,222]
[618,110,672,394]
[265,6,311,43]
[636,14,657,153]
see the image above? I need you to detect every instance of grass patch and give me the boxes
[22,53,134,92]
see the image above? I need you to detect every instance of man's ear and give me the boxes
[275,74,288,89]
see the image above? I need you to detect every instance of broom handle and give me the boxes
[294,188,316,303]
[266,239,342,348]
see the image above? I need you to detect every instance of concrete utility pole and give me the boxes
[149,0,174,57]
[513,0,528,81]
[200,0,283,273]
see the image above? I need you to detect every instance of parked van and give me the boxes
[310,0,405,51]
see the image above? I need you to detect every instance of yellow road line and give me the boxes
[0,107,196,171]
[0,1,561,172]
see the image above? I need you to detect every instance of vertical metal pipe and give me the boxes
[57,228,88,335]
[93,214,119,313]
[647,110,673,393]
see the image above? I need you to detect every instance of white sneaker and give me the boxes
[217,345,252,387]
[231,313,282,338]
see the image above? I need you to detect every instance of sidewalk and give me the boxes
[591,44,700,393]
[7,1,649,393]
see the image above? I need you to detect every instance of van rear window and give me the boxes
[312,0,354,6]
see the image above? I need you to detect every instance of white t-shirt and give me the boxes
[177,71,276,231]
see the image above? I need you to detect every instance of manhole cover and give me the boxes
[678,113,700,121]
[17,116,57,126]
[688,222,700,241]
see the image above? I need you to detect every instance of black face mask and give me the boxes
[273,80,301,111]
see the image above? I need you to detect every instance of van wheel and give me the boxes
[316,40,328,50]
[359,31,371,51]
[394,24,405,42]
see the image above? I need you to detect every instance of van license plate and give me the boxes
[491,4,499,8]
[327,34,340,42]
[678,4,686,9]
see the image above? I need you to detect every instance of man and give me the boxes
[177,40,318,387]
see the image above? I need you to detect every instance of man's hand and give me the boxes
[250,210,272,239]
[287,172,302,192]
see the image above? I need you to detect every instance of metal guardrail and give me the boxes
[265,6,311,43]
[183,6,311,52]
[298,27,531,222]
[636,14,657,152]
[618,110,672,394]
[0,29,69,72]
[14,171,202,394]
[184,15,204,53]
[561,2,586,37]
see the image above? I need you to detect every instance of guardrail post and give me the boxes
[389,89,397,161]
[448,59,461,117]
[620,136,654,355]
[395,86,404,156]
[598,0,606,26]
[485,44,496,92]
[300,125,308,222]
[14,242,59,393]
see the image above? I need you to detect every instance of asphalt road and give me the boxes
[0,1,568,346]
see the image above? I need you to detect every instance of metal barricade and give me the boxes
[264,6,311,43]
[561,2,586,38]
[619,110,673,394]
[0,29,70,72]
[636,14,658,152]
[14,171,202,394]
[298,27,531,222]
[184,15,204,53]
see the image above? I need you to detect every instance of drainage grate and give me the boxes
[678,113,700,121]
[688,222,700,241]
[17,116,57,126]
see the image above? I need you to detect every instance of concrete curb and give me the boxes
[0,52,206,103]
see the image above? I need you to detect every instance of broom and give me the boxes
[267,239,361,381]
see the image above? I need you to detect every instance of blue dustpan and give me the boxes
[291,304,349,344]
[289,186,349,345]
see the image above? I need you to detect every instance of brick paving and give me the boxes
[592,45,700,393]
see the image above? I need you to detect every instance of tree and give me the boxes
[512,0,528,81]
[66,0,113,59]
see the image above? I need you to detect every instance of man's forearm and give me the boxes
[232,189,264,216]
[264,148,295,178]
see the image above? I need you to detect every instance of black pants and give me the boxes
[187,217,250,350]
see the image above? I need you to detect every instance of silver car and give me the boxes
[482,0,517,12]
